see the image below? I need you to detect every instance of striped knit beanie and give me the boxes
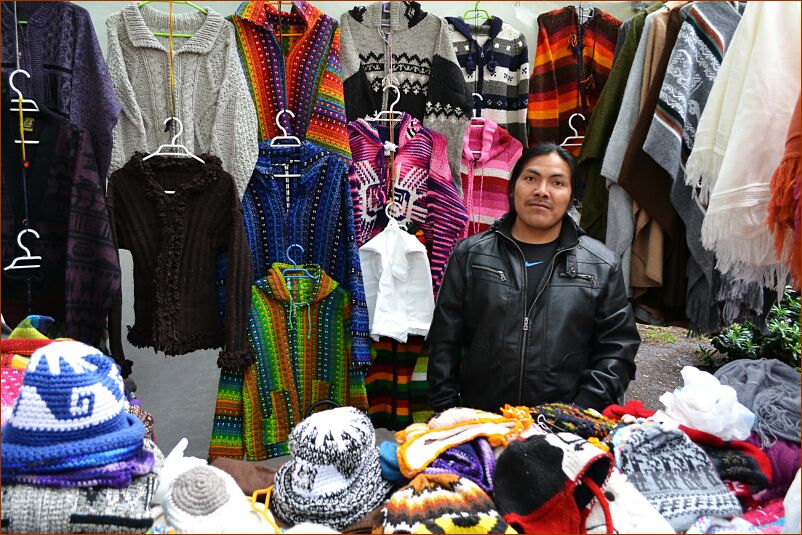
[271,407,392,530]
[379,473,516,534]
[1,341,145,474]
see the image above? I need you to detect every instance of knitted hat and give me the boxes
[423,438,497,493]
[379,473,516,534]
[271,407,392,530]
[585,469,674,534]
[1,341,145,473]
[618,425,742,532]
[530,403,617,440]
[493,433,613,534]
[164,465,269,534]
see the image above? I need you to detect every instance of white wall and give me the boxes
[77,1,639,66]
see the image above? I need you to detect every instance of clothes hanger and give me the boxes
[3,228,42,272]
[383,201,407,231]
[137,1,208,38]
[469,93,486,128]
[368,84,403,125]
[8,69,41,147]
[264,1,304,39]
[269,109,302,152]
[282,244,317,280]
[560,113,586,148]
[462,0,491,24]
[576,1,595,23]
[143,117,205,163]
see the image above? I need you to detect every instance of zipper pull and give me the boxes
[523,317,529,331]
[499,272,507,282]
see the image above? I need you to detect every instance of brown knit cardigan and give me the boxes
[108,153,254,372]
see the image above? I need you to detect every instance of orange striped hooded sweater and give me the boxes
[527,6,621,151]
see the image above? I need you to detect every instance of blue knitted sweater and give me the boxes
[242,141,370,367]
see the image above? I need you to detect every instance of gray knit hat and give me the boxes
[271,407,392,530]
[619,425,742,532]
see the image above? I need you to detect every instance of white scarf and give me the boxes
[685,1,801,291]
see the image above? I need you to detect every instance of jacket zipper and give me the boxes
[559,271,596,286]
[471,264,507,282]
[496,232,578,404]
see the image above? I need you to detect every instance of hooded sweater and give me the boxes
[229,1,351,160]
[241,141,370,368]
[106,4,258,197]
[460,119,523,237]
[1,1,120,184]
[527,5,622,150]
[348,113,468,296]
[446,16,530,146]
[340,1,472,191]
[209,265,368,461]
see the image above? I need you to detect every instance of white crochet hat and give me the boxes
[164,465,272,534]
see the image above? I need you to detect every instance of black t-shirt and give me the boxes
[514,238,559,308]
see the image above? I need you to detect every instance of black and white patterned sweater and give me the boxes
[340,1,472,194]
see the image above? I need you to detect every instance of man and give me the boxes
[428,143,640,412]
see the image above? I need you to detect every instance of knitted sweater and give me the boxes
[348,113,468,296]
[107,154,254,372]
[106,5,258,197]
[446,16,530,146]
[209,265,368,461]
[340,1,472,191]
[1,110,120,359]
[578,2,664,242]
[527,6,621,150]
[230,1,351,160]
[1,1,120,184]
[241,141,370,368]
[460,119,523,237]
[643,2,746,333]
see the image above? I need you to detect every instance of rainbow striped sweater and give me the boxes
[209,264,368,461]
[527,6,621,150]
[230,1,351,160]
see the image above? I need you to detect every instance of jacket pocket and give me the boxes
[470,264,509,284]
[558,270,596,287]
[265,389,295,445]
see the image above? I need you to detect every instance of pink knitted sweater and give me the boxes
[461,120,523,237]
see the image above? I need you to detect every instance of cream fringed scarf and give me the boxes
[685,1,801,292]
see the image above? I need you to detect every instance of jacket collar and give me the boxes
[127,151,223,201]
[462,119,499,164]
[493,212,582,252]
[233,0,321,35]
[349,113,422,152]
[350,1,427,32]
[256,262,337,305]
[253,140,329,192]
[2,2,53,30]
[122,3,225,54]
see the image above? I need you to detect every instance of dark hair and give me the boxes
[507,143,577,215]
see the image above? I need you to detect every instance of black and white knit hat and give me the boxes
[618,425,742,532]
[271,407,392,531]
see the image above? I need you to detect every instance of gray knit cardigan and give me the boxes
[106,4,258,197]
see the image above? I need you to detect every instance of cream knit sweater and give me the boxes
[107,4,258,197]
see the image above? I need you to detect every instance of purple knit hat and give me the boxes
[422,438,496,493]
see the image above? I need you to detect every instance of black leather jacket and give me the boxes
[427,214,639,412]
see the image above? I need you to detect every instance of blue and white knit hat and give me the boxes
[1,341,145,473]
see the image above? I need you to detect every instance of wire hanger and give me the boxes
[560,113,586,148]
[137,0,208,38]
[463,0,491,24]
[4,229,42,271]
[144,117,205,163]
[282,244,317,280]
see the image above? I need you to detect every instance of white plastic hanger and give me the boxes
[3,228,42,271]
[560,113,586,148]
[144,117,205,163]
[369,83,403,125]
[384,201,407,232]
[8,69,40,146]
[269,109,302,152]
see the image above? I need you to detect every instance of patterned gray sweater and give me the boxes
[340,1,472,193]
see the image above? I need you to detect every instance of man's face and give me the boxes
[513,152,573,233]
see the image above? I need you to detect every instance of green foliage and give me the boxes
[709,287,800,371]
